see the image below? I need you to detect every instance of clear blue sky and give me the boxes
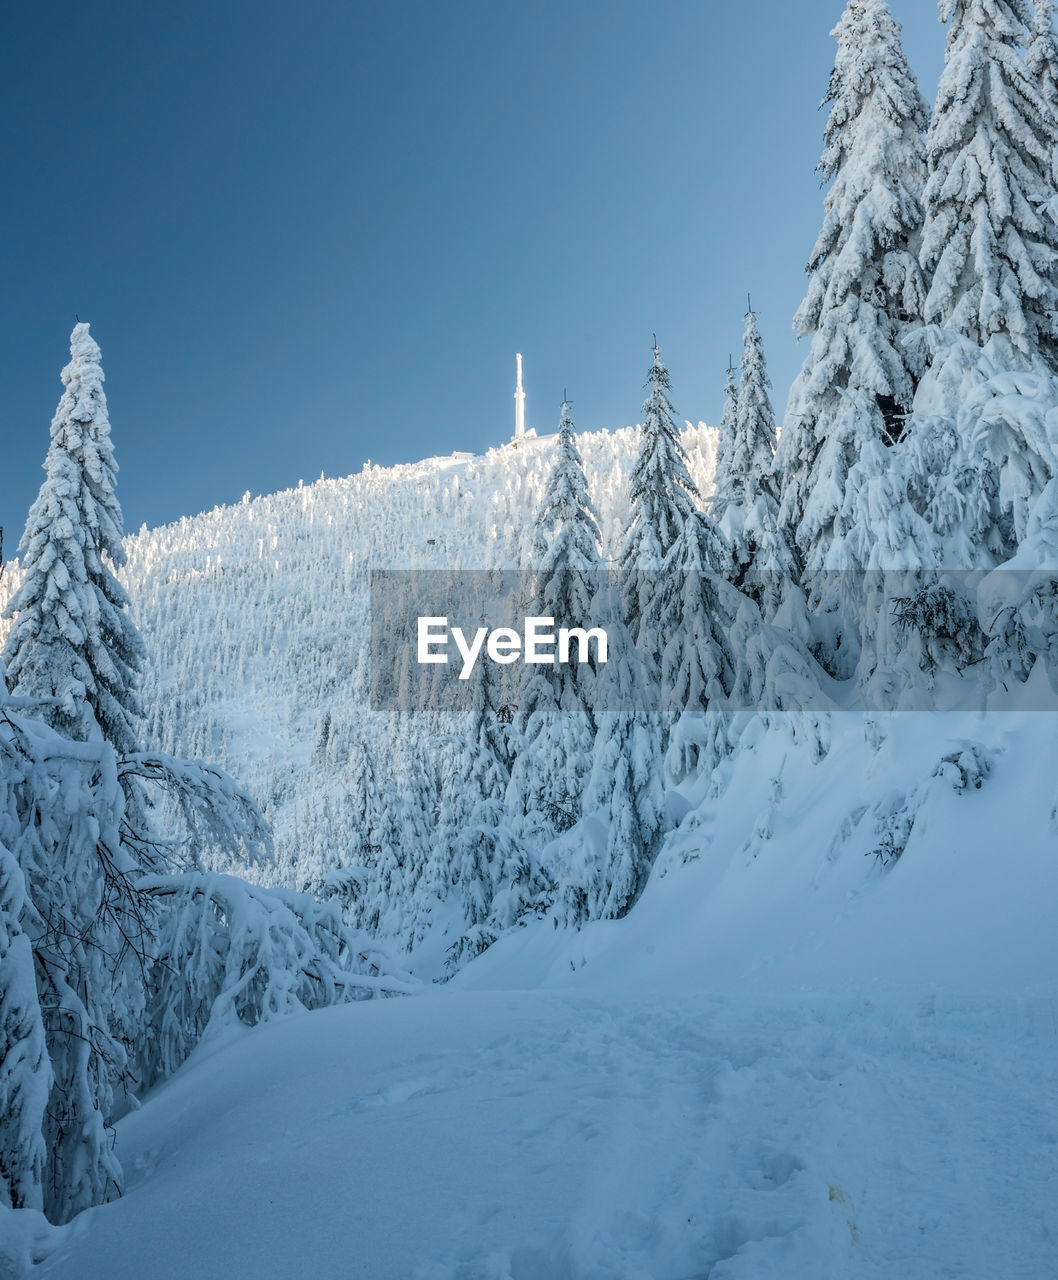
[1,1,944,536]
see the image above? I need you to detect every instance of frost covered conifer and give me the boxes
[2,324,144,749]
[133,872,406,1091]
[709,357,741,521]
[534,399,598,588]
[921,0,1058,367]
[508,403,602,859]
[620,341,701,665]
[828,421,970,690]
[551,592,664,927]
[574,705,663,924]
[778,0,929,572]
[367,737,443,948]
[899,329,1057,566]
[620,342,700,575]
[425,667,509,944]
[453,747,510,934]
[579,348,697,916]
[981,472,1058,682]
[718,310,798,612]
[447,686,536,968]
[659,513,736,712]
[659,512,739,782]
[731,309,779,507]
[529,399,604,712]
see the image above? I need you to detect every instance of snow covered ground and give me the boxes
[21,699,1058,1279]
[23,982,1057,1280]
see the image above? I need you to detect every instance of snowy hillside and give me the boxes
[91,426,719,963]
[458,708,1058,999]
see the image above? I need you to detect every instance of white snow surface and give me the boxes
[25,969,1058,1278]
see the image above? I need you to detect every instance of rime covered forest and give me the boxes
[3,3,1058,1277]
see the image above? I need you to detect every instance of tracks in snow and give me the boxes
[35,990,1058,1280]
[400,992,1058,1279]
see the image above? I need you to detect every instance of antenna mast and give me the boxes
[514,353,526,440]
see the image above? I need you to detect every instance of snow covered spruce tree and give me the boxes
[2,324,144,750]
[715,313,778,516]
[922,0,1058,370]
[566,345,696,927]
[708,356,742,522]
[659,511,739,783]
[718,308,798,616]
[777,0,929,576]
[0,326,147,1220]
[571,621,664,925]
[447,748,515,966]
[890,0,1058,571]
[507,401,603,845]
[530,400,604,689]
[620,341,701,562]
[734,309,779,496]
[620,340,701,662]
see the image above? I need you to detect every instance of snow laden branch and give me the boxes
[134,873,418,1089]
[117,752,274,870]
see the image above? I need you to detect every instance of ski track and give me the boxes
[35,989,1053,1280]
